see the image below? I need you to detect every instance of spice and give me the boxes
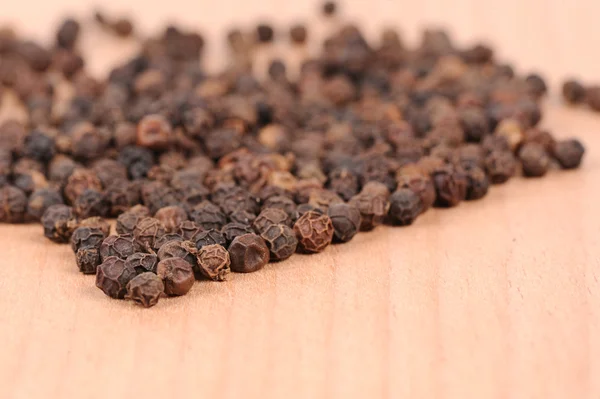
[228,233,270,273]
[562,80,586,105]
[95,256,137,299]
[552,139,585,169]
[125,272,165,308]
[519,143,550,177]
[41,204,77,242]
[389,188,422,226]
[322,1,337,16]
[99,234,141,261]
[56,18,80,50]
[290,24,307,44]
[256,24,275,43]
[327,203,361,243]
[133,217,167,250]
[155,205,188,233]
[260,224,298,261]
[253,207,292,234]
[196,244,231,281]
[293,211,334,253]
[0,186,28,223]
[157,240,198,270]
[125,253,158,274]
[194,229,227,250]
[221,223,254,244]
[348,182,390,231]
[157,258,195,296]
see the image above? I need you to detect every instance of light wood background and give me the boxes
[1,1,600,398]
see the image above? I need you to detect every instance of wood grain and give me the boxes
[1,1,600,398]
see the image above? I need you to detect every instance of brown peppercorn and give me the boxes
[41,204,78,243]
[14,169,48,196]
[228,233,270,273]
[525,74,547,99]
[99,234,141,261]
[56,18,80,50]
[95,256,137,299]
[562,80,586,105]
[125,272,165,308]
[136,114,173,150]
[253,207,292,234]
[155,205,188,233]
[157,240,198,270]
[327,203,361,243]
[293,211,334,253]
[256,24,275,43]
[495,118,523,152]
[260,224,298,261]
[586,86,600,111]
[519,143,550,177]
[348,184,390,231]
[133,217,167,250]
[322,1,337,16]
[23,130,55,162]
[396,173,436,214]
[154,233,184,250]
[0,186,28,223]
[431,167,463,207]
[308,189,344,212]
[104,180,141,217]
[189,200,227,231]
[116,205,150,235]
[71,122,110,160]
[125,253,158,274]
[76,247,101,275]
[113,18,134,37]
[464,167,489,201]
[290,24,307,44]
[552,139,585,169]
[176,220,204,241]
[79,217,111,237]
[196,244,231,281]
[64,168,103,204]
[73,189,110,219]
[26,188,63,221]
[389,188,422,226]
[328,167,359,201]
[71,225,107,253]
[484,150,517,184]
[194,229,228,250]
[262,195,297,219]
[156,258,195,296]
[221,222,254,244]
[228,209,257,226]
[460,108,489,143]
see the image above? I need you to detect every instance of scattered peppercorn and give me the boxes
[99,234,140,261]
[293,211,334,253]
[228,233,270,273]
[125,272,165,308]
[290,24,307,44]
[552,139,585,169]
[562,80,586,105]
[256,24,274,43]
[41,204,77,242]
[519,143,550,177]
[0,186,28,223]
[260,224,298,261]
[157,257,195,296]
[96,256,137,299]
[196,244,231,281]
[125,252,159,274]
[133,217,167,250]
[389,188,422,226]
[322,1,337,16]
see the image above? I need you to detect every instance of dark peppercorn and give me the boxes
[116,205,150,235]
[586,87,600,112]
[293,211,334,253]
[95,256,137,299]
[157,258,195,296]
[327,203,361,243]
[189,201,227,230]
[262,195,297,220]
[27,188,63,221]
[194,229,227,250]
[155,205,188,233]
[431,167,463,207]
[552,139,585,169]
[73,189,110,218]
[64,169,103,204]
[133,217,167,250]
[113,18,134,37]
[70,225,107,253]
[485,150,517,184]
[76,247,101,275]
[562,80,586,105]
[125,253,158,274]
[256,24,274,43]
[56,18,80,50]
[322,1,337,16]
[154,233,184,249]
[23,131,55,162]
[221,222,254,244]
[228,209,257,225]
[41,204,77,242]
[253,207,292,234]
[464,167,490,201]
[196,244,231,281]
[389,188,422,226]
[328,167,359,201]
[79,217,111,236]
[228,233,270,273]
[125,272,164,308]
[525,74,548,99]
[260,224,298,261]
[396,173,436,214]
[0,186,28,223]
[104,180,140,217]
[136,114,172,150]
[99,234,141,261]
[290,24,307,44]
[176,220,204,241]
[519,143,550,177]
[348,183,390,231]
[157,240,197,270]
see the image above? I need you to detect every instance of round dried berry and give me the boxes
[99,234,140,261]
[95,256,137,299]
[157,240,197,269]
[262,195,297,219]
[295,203,324,219]
[389,188,422,226]
[308,189,344,212]
[64,168,102,204]
[26,188,64,221]
[552,139,585,169]
[562,80,586,105]
[176,220,204,241]
[348,192,389,231]
[155,205,188,233]
[293,211,334,253]
[126,272,165,308]
[221,223,254,244]
[125,253,158,274]
[464,167,490,201]
[196,244,231,281]
[194,229,227,250]
[432,168,463,207]
[228,209,257,225]
[136,114,172,150]
[104,180,141,217]
[157,258,195,296]
[41,204,78,243]
[327,203,361,243]
[73,189,110,218]
[79,216,111,237]
[260,224,298,261]
[70,226,107,252]
[76,247,101,275]
[396,173,436,214]
[253,207,292,234]
[0,185,27,223]
[116,205,150,235]
[189,200,227,231]
[228,233,270,273]
[154,233,184,250]
[519,143,550,177]
[133,217,167,250]
[484,150,517,184]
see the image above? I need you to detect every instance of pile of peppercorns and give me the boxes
[0,2,587,307]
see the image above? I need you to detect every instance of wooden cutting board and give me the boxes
[1,1,599,398]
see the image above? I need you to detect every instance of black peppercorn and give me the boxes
[389,188,422,226]
[196,244,231,281]
[327,203,361,243]
[228,233,270,273]
[260,224,298,261]
[552,139,585,169]
[126,272,165,308]
[0,185,28,223]
[293,211,334,253]
[96,256,137,299]
[41,204,78,242]
[157,257,195,296]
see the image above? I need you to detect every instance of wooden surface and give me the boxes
[1,1,600,398]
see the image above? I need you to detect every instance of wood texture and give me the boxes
[1,2,599,398]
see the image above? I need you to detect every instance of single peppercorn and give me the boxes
[99,234,140,261]
[95,256,137,299]
[484,150,517,184]
[136,114,172,150]
[228,233,270,273]
[125,253,158,274]
[157,240,198,270]
[116,205,150,235]
[196,244,231,281]
[260,224,298,261]
[189,200,227,231]
[0,186,28,223]
[256,24,274,43]
[41,204,78,243]
[322,1,337,16]
[64,169,103,204]
[293,211,334,253]
[155,205,188,233]
[396,173,436,214]
[70,225,107,253]
[154,233,184,250]
[79,217,111,237]
[56,18,80,50]
[431,167,463,207]
[157,258,195,296]
[125,272,165,308]
[348,183,390,231]
[464,167,490,201]
[27,188,64,221]
[552,139,585,169]
[525,73,547,99]
[327,203,361,243]
[73,189,110,219]
[221,223,254,244]
[176,220,204,241]
[113,18,134,37]
[76,247,102,275]
[290,24,307,45]
[253,207,292,234]
[562,80,586,105]
[133,217,167,250]
[389,188,422,226]
[194,229,227,250]
[519,143,550,177]
[262,195,297,220]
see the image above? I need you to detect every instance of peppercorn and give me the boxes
[64,168,103,204]
[518,143,550,177]
[71,225,107,253]
[113,18,134,37]
[56,18,80,50]
[290,24,307,45]
[221,222,254,244]
[327,167,359,201]
[136,114,173,150]
[396,173,436,214]
[464,166,489,201]
[23,130,55,162]
[96,256,137,299]
[154,205,188,233]
[262,195,297,220]
[194,229,227,250]
[253,207,292,234]
[76,247,101,275]
[157,240,197,270]
[125,272,164,308]
[41,204,78,242]
[99,234,141,261]
[256,24,274,43]
[176,220,204,241]
[293,211,334,253]
[389,188,422,226]
[79,217,111,236]
[189,201,227,231]
[116,205,150,235]
[156,258,195,296]
[348,183,390,231]
[260,224,298,261]
[125,252,158,274]
[562,80,586,105]
[525,73,547,99]
[586,87,600,112]
[484,150,517,184]
[154,233,184,250]
[228,209,257,226]
[71,122,111,160]
[552,139,585,169]
[0,185,28,223]
[322,1,337,16]
[327,203,361,243]
[196,244,231,281]
[73,189,110,219]
[431,167,463,207]
[308,189,344,212]
[228,233,270,273]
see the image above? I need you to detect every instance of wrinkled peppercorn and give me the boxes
[41,204,77,242]
[221,222,254,244]
[126,272,164,308]
[327,203,361,243]
[260,224,298,261]
[290,24,307,44]
[256,24,274,43]
[485,150,517,184]
[432,167,463,207]
[96,256,137,299]
[155,205,188,233]
[262,195,297,220]
[322,1,337,16]
[157,239,197,269]
[348,183,390,231]
[228,233,270,273]
[79,216,111,236]
[154,233,184,249]
[76,247,102,275]
[176,220,204,240]
[194,229,227,250]
[73,189,110,218]
[562,80,586,105]
[64,169,103,204]
[136,114,172,150]
[253,207,292,234]
[190,201,227,231]
[293,211,334,253]
[552,139,585,169]
[157,257,195,296]
[71,225,107,253]
[99,234,140,261]
[464,166,489,201]
[116,205,150,235]
[196,244,231,281]
[0,186,28,223]
[519,143,550,177]
[389,188,422,226]
[133,217,167,250]
[27,188,63,221]
[125,252,158,274]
